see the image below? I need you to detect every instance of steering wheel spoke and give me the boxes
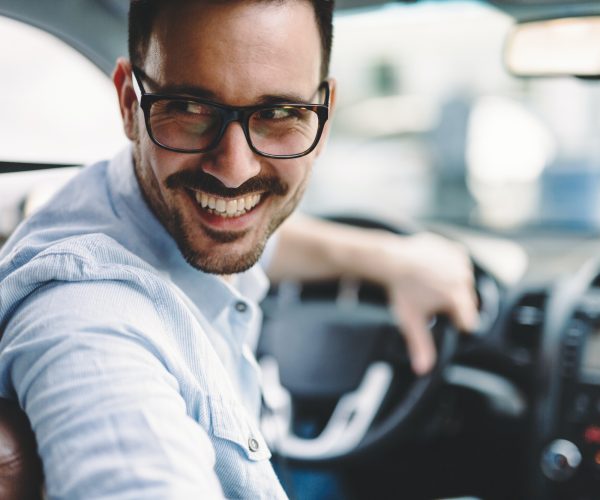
[260,356,394,460]
[258,215,495,461]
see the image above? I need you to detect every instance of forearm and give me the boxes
[266,214,479,375]
[3,282,225,499]
[266,213,399,284]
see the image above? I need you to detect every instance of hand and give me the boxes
[267,216,478,375]
[374,232,479,375]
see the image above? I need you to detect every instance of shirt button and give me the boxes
[235,301,248,313]
[248,437,260,452]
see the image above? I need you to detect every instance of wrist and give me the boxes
[336,228,407,286]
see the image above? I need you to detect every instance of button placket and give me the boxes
[248,437,260,453]
[230,300,254,345]
[235,301,248,313]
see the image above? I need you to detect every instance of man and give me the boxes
[0,0,477,497]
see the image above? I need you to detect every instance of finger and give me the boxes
[447,288,480,333]
[394,303,437,375]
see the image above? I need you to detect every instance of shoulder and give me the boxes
[0,251,169,362]
[0,244,187,396]
[0,233,175,341]
[2,232,160,290]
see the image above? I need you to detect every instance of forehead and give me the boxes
[145,0,322,104]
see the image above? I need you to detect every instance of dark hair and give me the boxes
[128,0,334,79]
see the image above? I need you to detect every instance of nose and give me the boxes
[201,122,262,188]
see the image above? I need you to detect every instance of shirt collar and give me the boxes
[105,146,270,321]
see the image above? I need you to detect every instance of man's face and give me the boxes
[128,0,330,275]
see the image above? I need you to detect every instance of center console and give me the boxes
[538,290,600,500]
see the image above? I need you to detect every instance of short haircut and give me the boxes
[128,0,335,80]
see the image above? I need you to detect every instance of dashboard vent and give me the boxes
[507,291,547,366]
[560,318,585,381]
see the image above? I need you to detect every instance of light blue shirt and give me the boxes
[0,147,287,499]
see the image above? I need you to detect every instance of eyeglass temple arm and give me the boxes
[320,80,331,107]
[130,66,144,102]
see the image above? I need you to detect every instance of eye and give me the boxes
[255,107,300,121]
[167,100,212,116]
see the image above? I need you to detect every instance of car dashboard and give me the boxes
[259,222,600,500]
[415,229,600,500]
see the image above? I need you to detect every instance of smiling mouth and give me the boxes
[190,189,263,218]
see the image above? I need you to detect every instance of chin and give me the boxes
[181,232,268,275]
[184,247,265,275]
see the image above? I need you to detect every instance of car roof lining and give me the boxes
[0,0,127,74]
[0,0,400,74]
[2,0,600,75]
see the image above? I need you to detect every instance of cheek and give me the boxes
[274,158,313,192]
[150,152,173,185]
[289,160,313,193]
[136,116,177,182]
[141,143,187,188]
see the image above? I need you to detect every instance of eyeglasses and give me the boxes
[131,66,330,159]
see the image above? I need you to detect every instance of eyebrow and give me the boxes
[155,83,316,106]
[135,66,320,105]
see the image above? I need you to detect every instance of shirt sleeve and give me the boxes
[1,279,225,500]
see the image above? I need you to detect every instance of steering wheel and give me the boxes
[258,216,496,462]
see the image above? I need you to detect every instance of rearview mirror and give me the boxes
[505,16,600,77]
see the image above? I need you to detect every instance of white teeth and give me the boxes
[226,200,237,215]
[194,191,209,209]
[193,190,262,218]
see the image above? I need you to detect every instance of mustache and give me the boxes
[165,168,288,198]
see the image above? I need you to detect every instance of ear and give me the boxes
[113,57,139,142]
[313,78,337,158]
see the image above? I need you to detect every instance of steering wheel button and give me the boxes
[584,425,600,445]
[554,455,567,468]
[235,301,248,313]
[541,439,581,481]
[248,437,260,452]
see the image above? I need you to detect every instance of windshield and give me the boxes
[303,1,600,233]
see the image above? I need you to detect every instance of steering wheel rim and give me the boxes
[258,216,462,462]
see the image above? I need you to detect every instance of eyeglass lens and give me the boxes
[148,99,320,156]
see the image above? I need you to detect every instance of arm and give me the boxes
[266,214,479,375]
[2,281,225,499]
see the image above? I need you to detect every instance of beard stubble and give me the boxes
[132,142,305,275]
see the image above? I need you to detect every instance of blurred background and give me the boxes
[3,0,600,239]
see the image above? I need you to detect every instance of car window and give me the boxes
[306,1,600,233]
[0,14,126,165]
[0,14,127,240]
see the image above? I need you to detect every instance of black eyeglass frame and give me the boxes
[131,66,330,159]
